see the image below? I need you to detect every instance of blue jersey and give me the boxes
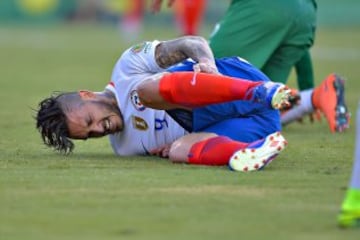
[166,57,281,143]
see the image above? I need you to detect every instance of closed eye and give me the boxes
[86,116,93,126]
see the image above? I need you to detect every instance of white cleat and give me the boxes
[251,82,291,109]
[269,83,292,110]
[228,131,287,172]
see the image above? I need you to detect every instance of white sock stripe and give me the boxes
[300,89,315,113]
[350,102,360,189]
[281,89,314,125]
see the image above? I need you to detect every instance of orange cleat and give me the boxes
[312,73,350,132]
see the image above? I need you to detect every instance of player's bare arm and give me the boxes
[155,36,218,74]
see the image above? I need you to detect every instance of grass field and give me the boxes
[0,24,359,240]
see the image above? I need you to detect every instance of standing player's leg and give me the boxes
[295,50,315,91]
[282,73,350,133]
[174,0,206,35]
[208,0,348,132]
[120,0,145,40]
[260,1,350,132]
[338,102,360,227]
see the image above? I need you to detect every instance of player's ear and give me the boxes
[78,90,96,100]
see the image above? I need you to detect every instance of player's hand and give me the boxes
[151,0,176,13]
[193,58,219,74]
[149,144,171,158]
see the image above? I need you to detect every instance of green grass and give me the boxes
[0,24,359,240]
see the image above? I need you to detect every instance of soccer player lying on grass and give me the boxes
[35,36,291,172]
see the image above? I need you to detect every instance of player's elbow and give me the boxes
[185,36,208,49]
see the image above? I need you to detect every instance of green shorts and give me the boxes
[209,0,317,85]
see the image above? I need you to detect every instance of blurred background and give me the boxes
[0,0,226,38]
[1,0,359,35]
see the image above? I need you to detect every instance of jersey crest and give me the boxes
[130,42,151,54]
[130,90,146,111]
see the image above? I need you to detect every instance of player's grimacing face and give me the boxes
[65,100,123,140]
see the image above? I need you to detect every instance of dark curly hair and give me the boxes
[35,92,78,154]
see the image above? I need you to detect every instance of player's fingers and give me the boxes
[196,63,218,74]
[193,63,201,73]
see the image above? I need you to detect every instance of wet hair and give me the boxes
[35,92,79,154]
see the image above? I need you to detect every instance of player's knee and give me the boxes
[136,72,167,107]
[136,82,153,106]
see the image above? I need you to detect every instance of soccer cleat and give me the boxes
[228,131,287,172]
[251,82,291,110]
[312,73,350,132]
[338,189,360,228]
[280,88,301,111]
[338,209,360,228]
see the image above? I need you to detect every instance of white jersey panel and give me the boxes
[105,40,187,156]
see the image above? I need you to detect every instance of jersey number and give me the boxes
[155,118,168,130]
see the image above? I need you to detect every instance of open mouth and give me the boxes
[103,116,122,135]
[104,118,111,133]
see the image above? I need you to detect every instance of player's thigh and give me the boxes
[169,132,217,163]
